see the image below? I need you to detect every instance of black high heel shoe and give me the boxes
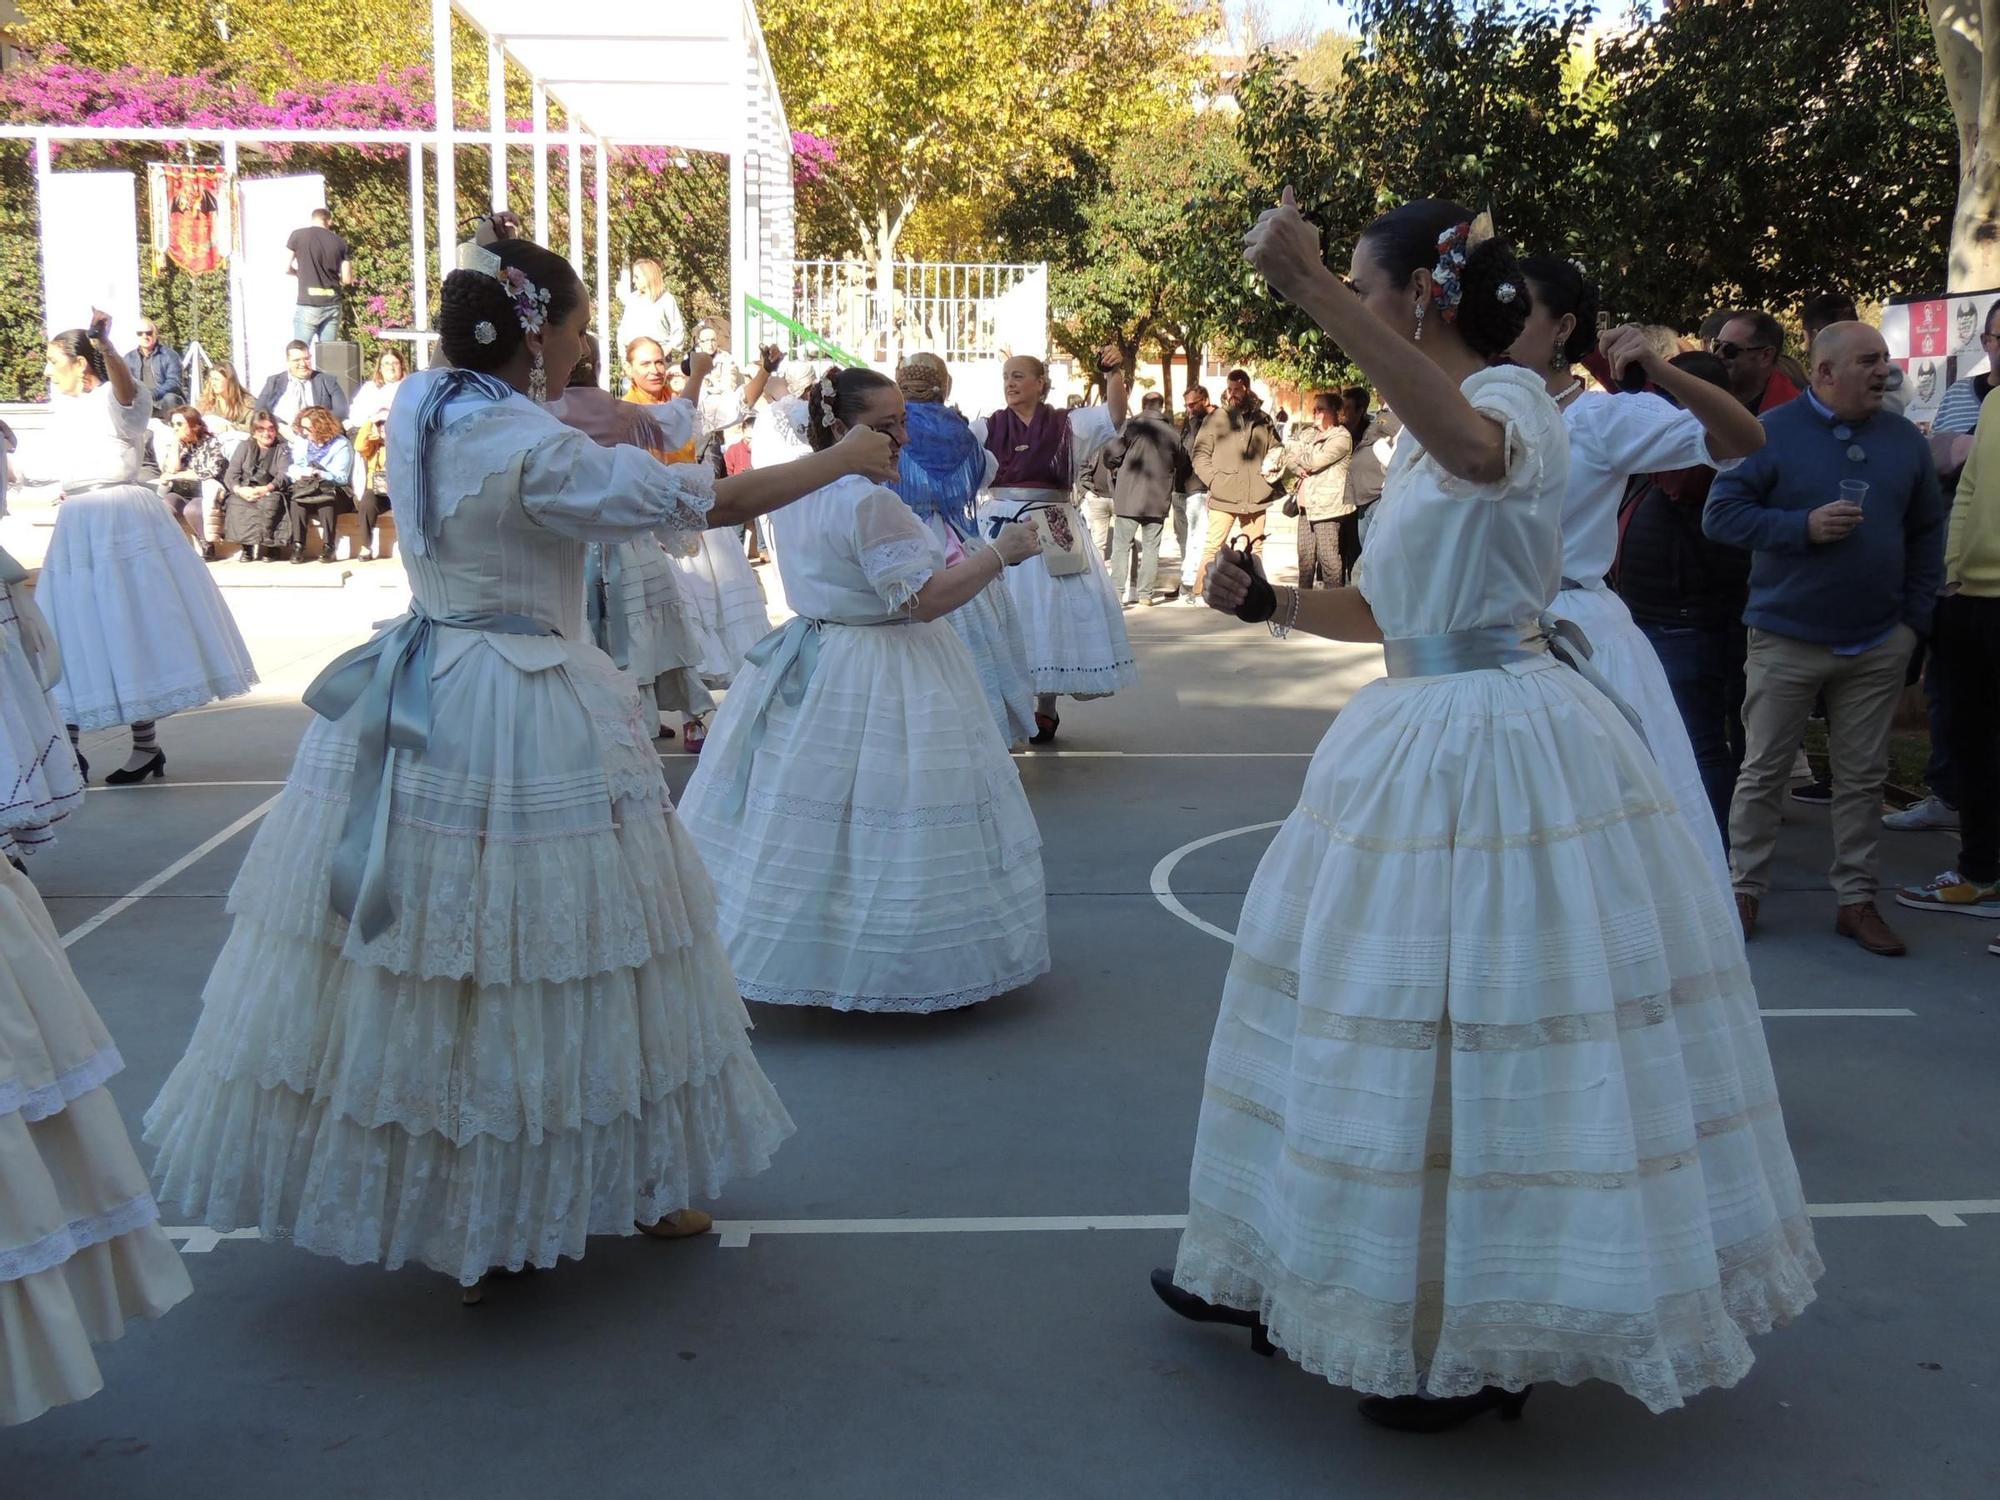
[1029,711,1060,745]
[1149,1268,1275,1356]
[104,749,166,785]
[1357,1385,1532,1433]
[74,750,89,783]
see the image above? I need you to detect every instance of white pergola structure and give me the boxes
[0,1,792,387]
[443,0,795,369]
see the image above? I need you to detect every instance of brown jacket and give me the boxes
[1191,398,1279,515]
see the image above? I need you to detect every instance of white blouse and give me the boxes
[770,473,942,624]
[1559,390,1729,584]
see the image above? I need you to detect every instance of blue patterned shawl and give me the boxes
[891,400,985,538]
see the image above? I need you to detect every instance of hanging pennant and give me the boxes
[147,162,231,276]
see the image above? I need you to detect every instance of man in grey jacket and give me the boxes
[1191,369,1278,595]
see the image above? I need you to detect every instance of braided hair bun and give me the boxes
[436,239,586,372]
[805,366,896,452]
[1519,255,1602,366]
[1358,199,1533,360]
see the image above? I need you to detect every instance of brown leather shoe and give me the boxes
[1735,893,1759,940]
[1837,900,1907,957]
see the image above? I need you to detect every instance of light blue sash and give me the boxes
[1381,614,1649,750]
[303,607,558,940]
[584,543,632,667]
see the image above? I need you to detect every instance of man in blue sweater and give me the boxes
[1705,322,1949,956]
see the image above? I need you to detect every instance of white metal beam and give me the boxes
[531,80,549,242]
[486,33,506,211]
[432,0,456,285]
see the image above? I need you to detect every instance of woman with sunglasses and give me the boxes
[1152,194,1817,1428]
[1506,258,1766,897]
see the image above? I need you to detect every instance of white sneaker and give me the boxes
[1790,749,1812,780]
[1123,588,1140,606]
[1882,794,1960,832]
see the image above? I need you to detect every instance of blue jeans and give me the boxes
[1640,621,1745,842]
[1919,657,1958,806]
[294,303,341,344]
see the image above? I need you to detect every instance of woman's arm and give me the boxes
[1244,192,1508,485]
[320,439,355,488]
[707,430,896,527]
[1602,324,1764,462]
[1206,547,1382,643]
[90,313,140,409]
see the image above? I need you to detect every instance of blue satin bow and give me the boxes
[584,544,633,667]
[718,615,824,816]
[303,607,557,940]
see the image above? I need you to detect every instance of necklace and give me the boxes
[1551,378,1585,408]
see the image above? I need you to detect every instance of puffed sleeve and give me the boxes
[850,482,941,613]
[1419,366,1565,502]
[519,424,716,547]
[1580,390,1738,480]
[1068,404,1118,472]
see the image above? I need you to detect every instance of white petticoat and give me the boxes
[1,860,191,1426]
[591,540,714,718]
[143,630,793,1284]
[942,535,1036,745]
[1171,654,1820,1413]
[34,485,258,729]
[1554,584,1733,905]
[677,617,1049,1013]
[978,490,1138,699]
[674,529,771,686]
[0,588,85,862]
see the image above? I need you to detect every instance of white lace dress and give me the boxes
[1552,391,1734,903]
[1,458,84,861]
[973,406,1139,700]
[677,474,1049,1013]
[144,373,793,1284]
[2,858,190,1425]
[1169,366,1819,1412]
[650,399,771,686]
[32,383,257,729]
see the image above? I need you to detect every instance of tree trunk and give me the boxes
[1932,1,2000,289]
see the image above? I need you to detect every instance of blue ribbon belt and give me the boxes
[1381,614,1649,751]
[303,607,558,940]
[584,543,633,668]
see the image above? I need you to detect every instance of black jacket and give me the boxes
[1612,465,1751,630]
[254,370,350,423]
[1102,414,1192,522]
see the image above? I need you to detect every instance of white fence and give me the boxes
[753,259,1048,367]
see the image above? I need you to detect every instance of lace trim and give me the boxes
[739,955,1050,1014]
[745,788,988,833]
[1299,796,1678,854]
[63,676,257,732]
[0,1044,124,1123]
[0,1191,161,1283]
[1172,1204,1821,1412]
[858,537,937,613]
[1228,951,1730,1053]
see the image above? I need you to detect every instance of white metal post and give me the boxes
[487,35,506,211]
[593,136,611,390]
[223,136,248,377]
[531,81,548,242]
[729,140,748,366]
[431,0,456,283]
[409,143,429,344]
[566,112,583,274]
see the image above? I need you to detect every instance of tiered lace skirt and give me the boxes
[1,860,190,1427]
[1554,583,1732,904]
[673,529,772,687]
[938,532,1036,745]
[34,485,257,729]
[0,582,85,862]
[678,618,1049,1013]
[1171,654,1820,1413]
[978,491,1138,699]
[590,540,714,718]
[143,634,793,1284]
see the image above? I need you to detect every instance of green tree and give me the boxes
[1598,0,1955,315]
[759,0,1209,273]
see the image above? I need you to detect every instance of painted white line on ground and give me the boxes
[1148,820,1285,943]
[86,781,288,791]
[58,794,282,948]
[161,1199,2000,1254]
[1013,752,1315,759]
[1151,822,1920,1020]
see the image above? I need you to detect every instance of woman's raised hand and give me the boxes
[1243,187,1329,306]
[990,521,1039,566]
[834,422,899,483]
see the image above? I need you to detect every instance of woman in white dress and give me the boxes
[678,367,1051,1014]
[343,347,406,434]
[145,240,898,1299]
[0,428,84,863]
[549,334,715,731]
[31,320,258,783]
[891,353,1037,746]
[1506,256,1764,901]
[974,351,1138,743]
[1,856,191,1424]
[1153,194,1819,1426]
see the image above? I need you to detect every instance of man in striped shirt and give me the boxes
[1933,301,2000,436]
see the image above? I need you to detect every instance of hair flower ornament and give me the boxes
[1496,282,1519,304]
[500,266,551,334]
[473,320,498,345]
[818,371,839,428]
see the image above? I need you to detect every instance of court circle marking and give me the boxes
[1147,820,1284,945]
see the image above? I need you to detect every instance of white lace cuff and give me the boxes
[859,536,936,612]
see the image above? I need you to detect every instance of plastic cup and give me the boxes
[1839,479,1868,512]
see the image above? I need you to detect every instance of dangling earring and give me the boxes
[1552,342,1566,370]
[528,351,547,404]
[1413,300,1427,343]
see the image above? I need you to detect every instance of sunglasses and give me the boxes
[1709,340,1773,360]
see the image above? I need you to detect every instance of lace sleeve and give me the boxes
[851,484,940,612]
[1424,366,1563,503]
[520,426,715,545]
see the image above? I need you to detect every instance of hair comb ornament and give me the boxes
[456,240,503,277]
